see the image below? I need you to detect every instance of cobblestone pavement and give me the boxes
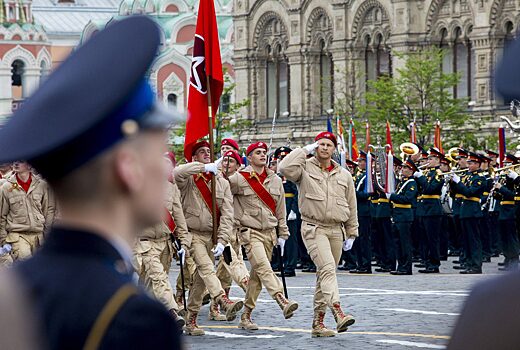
[170,256,505,349]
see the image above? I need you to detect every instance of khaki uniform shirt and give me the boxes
[0,174,56,244]
[278,148,359,238]
[174,162,234,245]
[228,166,290,239]
[140,180,192,248]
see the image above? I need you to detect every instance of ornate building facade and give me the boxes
[233,0,520,143]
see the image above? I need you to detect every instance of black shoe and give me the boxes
[460,269,482,274]
[375,268,391,273]
[498,262,506,266]
[453,265,466,270]
[492,253,500,257]
[483,257,491,263]
[277,271,296,277]
[296,263,303,269]
[338,264,352,271]
[418,268,440,273]
[453,260,460,264]
[390,271,412,275]
[414,263,426,268]
[350,269,372,274]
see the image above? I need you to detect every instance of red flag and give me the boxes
[385,120,393,153]
[434,120,443,153]
[410,121,417,143]
[351,120,359,161]
[184,0,224,160]
[365,121,370,152]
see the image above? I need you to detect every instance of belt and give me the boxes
[422,195,440,199]
[515,197,520,201]
[463,197,480,203]
[378,199,390,203]
[483,192,489,196]
[455,194,464,198]
[301,216,342,228]
[393,203,412,209]
[501,201,516,205]
[371,200,379,204]
[417,195,423,200]
[284,193,295,198]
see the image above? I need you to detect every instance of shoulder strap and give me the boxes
[163,207,177,236]
[193,174,221,219]
[83,284,137,350]
[240,171,277,216]
[396,179,414,195]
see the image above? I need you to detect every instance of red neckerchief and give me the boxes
[258,169,268,184]
[326,164,335,172]
[16,173,32,193]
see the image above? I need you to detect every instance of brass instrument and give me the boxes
[438,169,467,176]
[399,142,419,161]
[492,164,520,173]
[369,140,390,192]
[445,147,459,165]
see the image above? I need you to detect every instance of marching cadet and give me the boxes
[132,154,191,327]
[279,132,357,338]
[350,151,373,274]
[413,148,444,273]
[387,159,418,275]
[221,138,240,155]
[174,140,244,335]
[450,152,486,274]
[228,142,298,331]
[212,149,250,321]
[2,17,184,348]
[0,160,55,261]
[494,156,519,271]
[273,146,299,277]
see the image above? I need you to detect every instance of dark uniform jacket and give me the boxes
[390,177,418,223]
[450,170,468,217]
[16,228,181,350]
[496,178,516,221]
[354,170,370,217]
[282,176,300,219]
[453,170,486,219]
[415,168,444,216]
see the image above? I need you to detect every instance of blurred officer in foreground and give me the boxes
[0,16,184,349]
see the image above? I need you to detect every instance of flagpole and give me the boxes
[207,77,218,246]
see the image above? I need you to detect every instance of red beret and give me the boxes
[223,150,242,165]
[221,138,239,151]
[246,141,268,155]
[192,140,210,156]
[315,132,337,146]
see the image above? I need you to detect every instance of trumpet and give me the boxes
[493,164,520,173]
[438,169,467,176]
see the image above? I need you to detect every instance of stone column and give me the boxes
[0,67,12,120]
[22,67,40,98]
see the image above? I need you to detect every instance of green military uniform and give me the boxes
[352,169,372,273]
[496,178,519,269]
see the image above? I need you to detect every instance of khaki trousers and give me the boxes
[216,231,250,290]
[0,253,13,267]
[133,239,178,311]
[301,221,343,313]
[241,227,283,310]
[187,231,225,313]
[6,232,43,261]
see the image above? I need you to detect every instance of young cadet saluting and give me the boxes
[279,132,358,338]
[174,140,243,335]
[228,142,298,330]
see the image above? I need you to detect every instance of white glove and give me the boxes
[385,192,392,199]
[215,156,223,168]
[0,244,11,256]
[212,242,225,257]
[303,142,319,154]
[177,247,186,265]
[507,170,519,180]
[413,171,423,178]
[277,237,286,256]
[204,163,218,175]
[287,210,297,221]
[451,174,461,183]
[343,238,355,251]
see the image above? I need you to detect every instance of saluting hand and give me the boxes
[303,142,319,154]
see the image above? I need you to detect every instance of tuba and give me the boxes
[370,140,390,192]
[399,142,419,161]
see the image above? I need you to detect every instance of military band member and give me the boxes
[485,150,501,257]
[439,156,455,259]
[212,149,250,321]
[228,142,298,330]
[174,140,244,335]
[350,151,372,274]
[478,154,494,263]
[450,152,486,274]
[279,132,357,337]
[413,148,444,273]
[374,162,396,273]
[451,149,469,270]
[388,159,418,275]
[339,158,359,271]
[0,160,55,261]
[133,155,191,327]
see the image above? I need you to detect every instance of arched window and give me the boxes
[319,40,333,114]
[266,44,289,118]
[504,21,515,53]
[11,60,24,100]
[439,28,452,73]
[365,35,375,89]
[167,93,177,109]
[376,34,391,77]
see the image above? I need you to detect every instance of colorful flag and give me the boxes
[499,125,506,167]
[336,116,347,167]
[410,120,417,143]
[365,151,374,193]
[184,0,224,160]
[385,151,395,193]
[327,116,333,133]
[365,121,370,152]
[385,120,393,153]
[434,120,443,153]
[350,119,359,161]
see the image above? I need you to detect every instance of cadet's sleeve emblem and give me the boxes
[477,181,482,185]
